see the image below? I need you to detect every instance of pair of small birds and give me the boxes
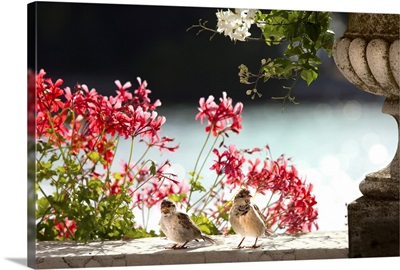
[160,188,273,249]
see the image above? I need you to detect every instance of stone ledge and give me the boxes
[36,230,348,269]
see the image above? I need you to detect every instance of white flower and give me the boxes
[216,9,234,33]
[236,8,256,22]
[215,8,257,42]
[245,9,257,19]
[256,19,266,29]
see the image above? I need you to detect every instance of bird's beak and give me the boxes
[245,194,252,200]
[161,206,168,213]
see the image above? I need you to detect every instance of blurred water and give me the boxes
[39,100,398,233]
[116,100,397,232]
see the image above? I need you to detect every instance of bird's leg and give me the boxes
[237,237,246,249]
[165,243,178,250]
[177,241,189,249]
[246,237,261,249]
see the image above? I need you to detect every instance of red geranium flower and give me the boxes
[210,144,246,189]
[54,218,77,240]
[196,92,243,136]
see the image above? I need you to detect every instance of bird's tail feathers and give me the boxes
[201,235,220,245]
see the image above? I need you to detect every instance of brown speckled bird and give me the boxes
[159,199,218,249]
[229,188,273,248]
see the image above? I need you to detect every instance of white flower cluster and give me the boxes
[216,9,257,42]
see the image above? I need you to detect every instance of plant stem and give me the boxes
[271,75,300,111]
[197,134,220,179]
[130,160,158,194]
[141,202,146,229]
[186,131,211,208]
[263,191,275,214]
[106,136,135,232]
[131,145,151,174]
[199,174,226,213]
[187,133,220,212]
[122,136,135,183]
[191,174,223,212]
[145,206,151,231]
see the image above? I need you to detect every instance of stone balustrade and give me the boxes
[35,230,348,269]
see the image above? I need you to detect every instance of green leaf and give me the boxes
[168,193,187,203]
[149,161,157,175]
[301,69,318,85]
[321,30,335,54]
[306,23,321,42]
[65,109,73,125]
[50,154,60,163]
[56,166,66,174]
[190,214,220,235]
[116,205,128,215]
[41,162,52,169]
[123,228,158,239]
[36,143,43,153]
[189,180,206,192]
[309,55,322,65]
[113,172,122,180]
[57,176,67,187]
[88,178,103,197]
[284,46,303,57]
[219,212,229,221]
[199,224,211,234]
[87,151,101,162]
[99,158,108,166]
[36,196,50,217]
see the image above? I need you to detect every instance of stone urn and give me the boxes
[332,13,399,257]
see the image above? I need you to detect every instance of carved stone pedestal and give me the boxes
[348,197,399,257]
[333,13,399,258]
[347,97,400,258]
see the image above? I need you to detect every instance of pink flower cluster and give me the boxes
[190,92,318,233]
[195,92,243,136]
[246,150,318,233]
[28,69,36,137]
[36,69,178,161]
[133,173,190,209]
[104,159,189,208]
[193,92,318,234]
[35,70,186,239]
[210,143,318,233]
[210,144,246,188]
[54,218,77,240]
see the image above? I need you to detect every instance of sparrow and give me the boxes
[229,188,273,249]
[159,199,218,249]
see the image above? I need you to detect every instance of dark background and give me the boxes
[29,1,383,107]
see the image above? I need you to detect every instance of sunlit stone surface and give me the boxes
[36,231,348,269]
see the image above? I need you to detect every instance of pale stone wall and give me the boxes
[36,230,348,269]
